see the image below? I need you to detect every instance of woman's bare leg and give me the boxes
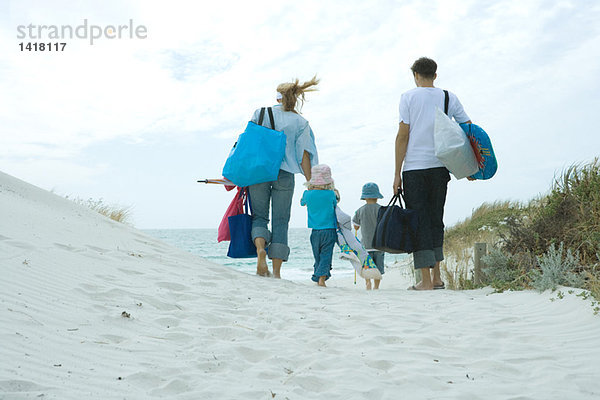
[272,258,283,279]
[254,237,270,276]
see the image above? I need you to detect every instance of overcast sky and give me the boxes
[2,0,599,229]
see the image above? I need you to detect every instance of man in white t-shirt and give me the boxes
[393,57,472,290]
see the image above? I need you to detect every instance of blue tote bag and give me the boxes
[227,188,257,258]
[222,107,286,188]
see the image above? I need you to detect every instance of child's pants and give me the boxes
[310,228,337,282]
[368,251,385,275]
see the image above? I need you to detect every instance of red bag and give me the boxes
[218,187,246,242]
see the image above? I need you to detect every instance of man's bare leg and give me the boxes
[254,237,270,277]
[432,261,444,287]
[413,267,434,290]
[374,279,381,290]
[365,279,372,290]
[272,258,283,279]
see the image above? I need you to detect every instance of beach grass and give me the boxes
[441,200,525,290]
[67,196,132,224]
[442,157,600,302]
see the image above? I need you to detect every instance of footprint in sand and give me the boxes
[99,334,127,344]
[235,346,271,363]
[118,268,144,276]
[86,244,111,253]
[5,239,36,250]
[365,359,395,372]
[123,372,163,388]
[150,379,192,396]
[155,282,189,292]
[0,379,51,393]
[205,326,245,341]
[154,317,180,328]
[53,243,85,252]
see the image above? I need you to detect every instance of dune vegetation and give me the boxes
[442,157,600,305]
[67,196,132,224]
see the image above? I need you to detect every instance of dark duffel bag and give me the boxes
[372,193,418,254]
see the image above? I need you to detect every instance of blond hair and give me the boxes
[305,182,335,191]
[277,75,320,113]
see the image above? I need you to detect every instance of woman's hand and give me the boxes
[301,151,311,181]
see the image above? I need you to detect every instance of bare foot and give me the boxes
[256,249,271,277]
[318,276,327,287]
[409,280,434,290]
[365,279,372,290]
[374,279,380,290]
[272,259,282,279]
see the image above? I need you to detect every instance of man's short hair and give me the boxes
[411,57,437,79]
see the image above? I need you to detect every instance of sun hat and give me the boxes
[360,182,383,199]
[307,164,334,186]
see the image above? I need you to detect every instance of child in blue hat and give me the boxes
[353,182,384,289]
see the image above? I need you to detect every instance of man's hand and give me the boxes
[394,122,409,197]
[393,174,402,195]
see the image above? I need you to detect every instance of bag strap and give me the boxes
[385,194,399,208]
[443,90,449,115]
[242,187,253,215]
[380,194,399,247]
[398,192,407,209]
[380,197,395,247]
[385,193,407,209]
[257,107,276,130]
[267,107,276,130]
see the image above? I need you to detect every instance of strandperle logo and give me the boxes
[16,19,148,45]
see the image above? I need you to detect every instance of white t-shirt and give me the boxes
[398,87,470,172]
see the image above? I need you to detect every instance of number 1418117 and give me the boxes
[19,42,67,51]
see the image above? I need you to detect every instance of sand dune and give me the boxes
[1,170,599,399]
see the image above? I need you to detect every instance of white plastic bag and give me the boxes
[434,108,479,179]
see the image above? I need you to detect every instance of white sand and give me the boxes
[1,170,599,399]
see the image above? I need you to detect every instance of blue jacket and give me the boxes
[300,190,337,229]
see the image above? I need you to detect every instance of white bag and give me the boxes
[434,108,479,179]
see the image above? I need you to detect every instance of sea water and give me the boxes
[143,228,408,282]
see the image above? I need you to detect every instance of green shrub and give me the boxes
[530,243,585,291]
[442,201,525,290]
[480,248,535,292]
[503,158,600,265]
[439,158,600,303]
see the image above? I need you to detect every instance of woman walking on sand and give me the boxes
[249,76,320,278]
